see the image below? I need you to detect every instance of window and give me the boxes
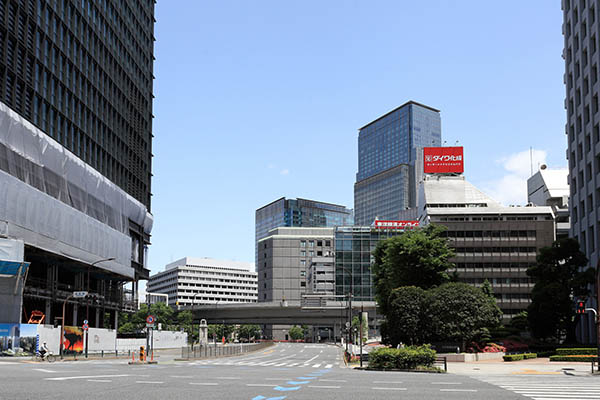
[309,241,314,247]
[325,240,331,247]
[317,240,322,247]
[300,281,306,287]
[300,240,306,248]
[301,250,306,256]
[317,251,323,256]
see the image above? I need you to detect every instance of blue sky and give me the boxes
[149,1,566,273]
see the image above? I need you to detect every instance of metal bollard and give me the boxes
[101,350,104,358]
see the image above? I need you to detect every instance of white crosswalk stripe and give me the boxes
[477,375,600,400]
[189,359,336,369]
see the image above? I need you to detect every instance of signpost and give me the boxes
[146,315,155,361]
[83,319,89,358]
[73,291,88,298]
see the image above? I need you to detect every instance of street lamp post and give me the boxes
[85,257,115,358]
[191,293,200,348]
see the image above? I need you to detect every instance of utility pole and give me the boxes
[359,303,364,368]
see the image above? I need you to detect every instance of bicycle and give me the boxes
[35,351,56,363]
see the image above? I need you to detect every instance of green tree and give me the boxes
[372,225,455,315]
[427,282,502,347]
[527,238,593,342]
[509,311,529,332]
[351,314,368,344]
[289,325,304,341]
[383,286,428,346]
[236,325,262,342]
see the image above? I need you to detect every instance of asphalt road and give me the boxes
[0,343,590,399]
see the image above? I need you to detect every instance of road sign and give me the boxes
[83,319,88,325]
[146,315,155,324]
[83,323,88,331]
[73,291,88,298]
[146,323,155,329]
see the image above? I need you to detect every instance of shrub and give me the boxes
[524,353,537,359]
[550,355,597,362]
[536,351,555,358]
[556,348,596,356]
[503,354,524,361]
[368,345,436,370]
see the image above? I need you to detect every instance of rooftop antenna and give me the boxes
[530,147,533,176]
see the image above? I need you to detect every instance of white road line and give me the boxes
[312,364,321,368]
[170,375,194,378]
[274,362,288,366]
[320,379,347,383]
[432,382,461,385]
[372,387,407,391]
[87,379,112,383]
[247,384,277,387]
[189,382,219,386]
[440,389,477,392]
[216,377,241,380]
[308,385,341,389]
[288,363,299,367]
[304,354,320,364]
[46,374,130,381]
[135,381,163,384]
[374,381,403,384]
[324,364,333,369]
[34,369,58,373]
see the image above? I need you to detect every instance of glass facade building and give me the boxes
[255,197,353,265]
[0,0,155,207]
[334,226,404,301]
[354,101,441,225]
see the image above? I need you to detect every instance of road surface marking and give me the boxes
[304,354,319,364]
[432,382,461,385]
[307,385,340,389]
[46,374,130,381]
[320,379,346,382]
[189,382,219,386]
[274,363,287,366]
[374,381,403,384]
[136,381,163,384]
[34,369,58,373]
[215,376,241,380]
[312,364,321,368]
[170,375,194,378]
[87,379,112,382]
[324,364,333,369]
[440,389,477,392]
[372,387,407,391]
[288,363,299,366]
[247,383,278,387]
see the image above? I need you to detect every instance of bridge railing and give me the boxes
[180,342,272,360]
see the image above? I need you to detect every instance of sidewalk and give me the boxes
[448,357,595,376]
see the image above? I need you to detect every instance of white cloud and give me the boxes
[280,169,290,176]
[267,163,276,169]
[481,149,547,206]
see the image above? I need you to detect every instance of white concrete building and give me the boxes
[147,258,257,307]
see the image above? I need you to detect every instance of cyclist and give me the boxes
[38,341,49,360]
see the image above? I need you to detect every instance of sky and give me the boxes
[148,1,567,275]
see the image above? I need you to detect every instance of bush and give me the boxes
[524,353,537,359]
[536,351,555,358]
[368,345,436,370]
[550,355,597,362]
[503,354,524,361]
[556,348,596,356]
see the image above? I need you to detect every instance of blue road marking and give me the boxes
[297,376,316,380]
[273,386,301,391]
[286,380,310,385]
[251,396,266,400]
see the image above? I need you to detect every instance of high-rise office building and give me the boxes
[255,197,353,265]
[354,101,441,225]
[563,0,600,342]
[0,0,154,329]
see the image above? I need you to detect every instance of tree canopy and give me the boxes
[527,238,593,341]
[372,224,455,315]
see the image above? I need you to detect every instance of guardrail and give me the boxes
[180,342,272,360]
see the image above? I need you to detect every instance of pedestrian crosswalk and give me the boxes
[477,375,600,400]
[191,359,335,369]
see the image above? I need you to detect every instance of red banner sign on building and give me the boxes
[374,220,419,229]
[423,146,464,174]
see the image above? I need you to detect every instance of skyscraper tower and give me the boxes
[0,0,155,327]
[563,0,599,343]
[354,101,441,225]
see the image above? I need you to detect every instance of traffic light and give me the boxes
[576,301,586,314]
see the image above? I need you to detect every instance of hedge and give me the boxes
[550,355,597,362]
[503,353,537,362]
[368,345,436,370]
[556,348,596,356]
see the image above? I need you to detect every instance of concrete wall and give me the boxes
[87,328,117,352]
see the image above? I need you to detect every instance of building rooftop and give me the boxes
[527,167,569,203]
[164,257,255,272]
[359,100,440,131]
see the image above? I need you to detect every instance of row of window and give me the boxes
[442,230,537,238]
[454,247,537,254]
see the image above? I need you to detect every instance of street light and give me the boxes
[192,293,201,347]
[85,257,115,359]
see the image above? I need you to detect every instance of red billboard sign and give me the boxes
[374,220,419,229]
[423,146,464,174]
